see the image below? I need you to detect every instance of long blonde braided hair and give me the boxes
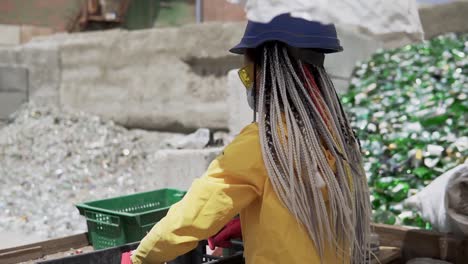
[255,43,371,263]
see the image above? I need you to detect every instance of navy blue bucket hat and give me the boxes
[230,13,343,54]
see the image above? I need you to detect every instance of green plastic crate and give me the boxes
[76,188,186,249]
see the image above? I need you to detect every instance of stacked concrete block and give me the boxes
[0,24,55,46]
[0,46,21,64]
[19,41,60,105]
[140,148,222,191]
[0,65,28,119]
[0,39,60,113]
[0,25,21,46]
[56,21,384,133]
[419,0,468,39]
[58,24,244,132]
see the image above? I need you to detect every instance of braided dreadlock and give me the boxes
[255,43,371,264]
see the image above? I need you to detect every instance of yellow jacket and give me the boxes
[132,123,347,264]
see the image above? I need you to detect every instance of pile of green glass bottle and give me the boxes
[342,33,467,229]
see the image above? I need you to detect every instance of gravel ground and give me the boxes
[0,104,195,242]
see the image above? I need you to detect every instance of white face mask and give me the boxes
[246,87,256,111]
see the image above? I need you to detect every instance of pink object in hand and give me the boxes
[208,218,242,250]
[121,251,132,264]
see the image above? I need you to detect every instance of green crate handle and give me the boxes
[85,210,120,227]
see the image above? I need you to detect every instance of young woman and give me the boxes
[130,14,371,264]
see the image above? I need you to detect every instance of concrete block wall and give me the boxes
[0,65,28,120]
[55,22,381,133]
[0,24,55,46]
[0,46,21,64]
[0,25,20,46]
[0,40,60,114]
[0,24,244,131]
[140,148,222,191]
[0,23,61,120]
[419,1,468,39]
[20,41,60,105]
[56,24,244,132]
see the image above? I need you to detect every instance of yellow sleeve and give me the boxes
[131,124,265,264]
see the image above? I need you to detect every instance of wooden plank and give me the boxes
[0,233,89,264]
[372,247,401,264]
[2,226,467,263]
[87,15,121,22]
[37,242,140,264]
[0,246,43,264]
[372,223,468,264]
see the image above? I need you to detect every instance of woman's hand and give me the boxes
[121,251,133,264]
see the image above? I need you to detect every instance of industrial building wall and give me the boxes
[124,0,196,29]
[0,0,82,32]
[202,0,245,22]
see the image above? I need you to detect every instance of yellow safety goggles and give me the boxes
[238,63,254,90]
